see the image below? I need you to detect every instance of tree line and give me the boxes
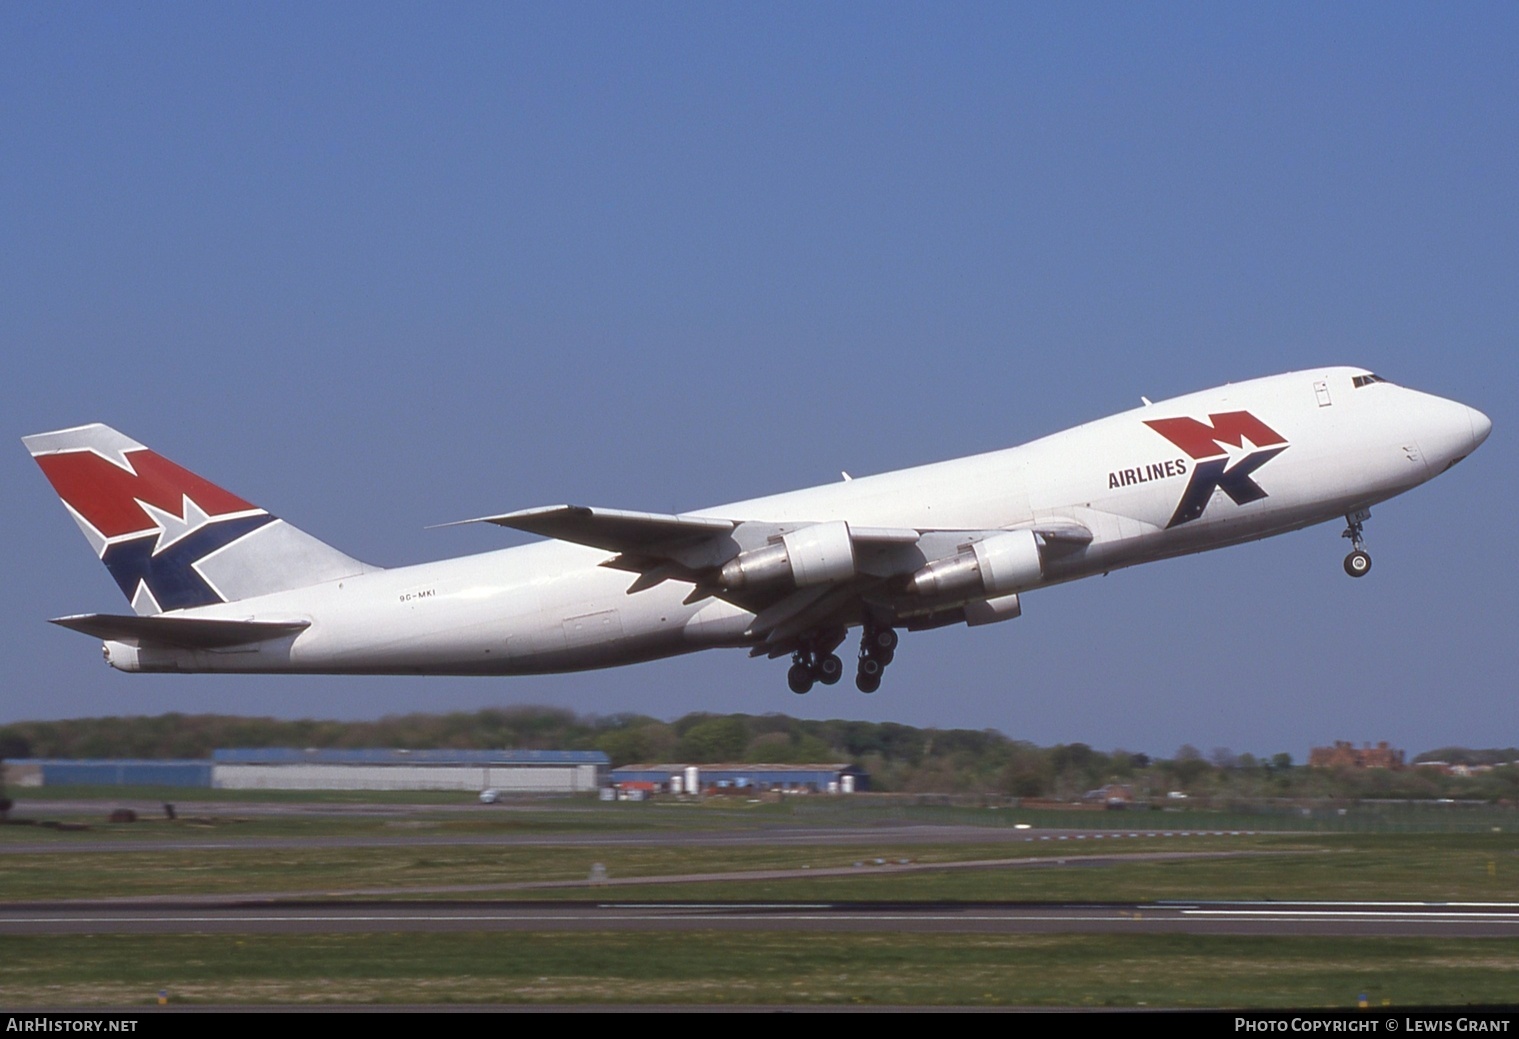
[1,708,1514,800]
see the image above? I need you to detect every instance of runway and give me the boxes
[5,899,1519,937]
[0,821,1267,855]
[8,803,1514,943]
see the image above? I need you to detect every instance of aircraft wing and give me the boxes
[454,504,1092,650]
[448,503,1082,556]
[446,504,921,563]
[457,505,738,553]
[50,613,311,649]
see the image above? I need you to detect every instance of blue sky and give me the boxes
[4,3,1515,761]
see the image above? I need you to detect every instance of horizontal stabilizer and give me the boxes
[443,505,737,553]
[50,613,310,649]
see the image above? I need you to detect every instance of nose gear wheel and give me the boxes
[1341,509,1372,578]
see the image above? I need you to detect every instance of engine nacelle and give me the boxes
[908,529,1043,600]
[964,592,1022,627]
[720,520,857,590]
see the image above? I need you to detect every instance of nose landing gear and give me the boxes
[1341,509,1372,578]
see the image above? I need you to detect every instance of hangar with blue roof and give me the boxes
[6,749,608,794]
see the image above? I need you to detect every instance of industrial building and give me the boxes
[214,748,608,792]
[611,762,867,795]
[4,759,211,788]
[6,748,609,794]
[1308,741,1406,770]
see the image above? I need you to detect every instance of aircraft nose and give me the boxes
[1468,405,1492,451]
[1416,396,1489,473]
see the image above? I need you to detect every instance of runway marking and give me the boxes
[0,913,1161,924]
[1185,909,1519,920]
[12,906,1519,925]
[10,900,1519,939]
[1163,900,1519,908]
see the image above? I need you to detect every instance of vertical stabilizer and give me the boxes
[24,424,377,615]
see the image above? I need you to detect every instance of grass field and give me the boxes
[2,832,1518,904]
[4,793,1518,1007]
[6,933,1519,1009]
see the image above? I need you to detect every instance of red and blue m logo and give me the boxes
[1144,412,1288,528]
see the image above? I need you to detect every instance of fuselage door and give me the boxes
[563,608,624,650]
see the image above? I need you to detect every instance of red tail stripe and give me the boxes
[34,450,257,539]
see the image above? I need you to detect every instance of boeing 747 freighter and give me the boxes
[25,367,1489,693]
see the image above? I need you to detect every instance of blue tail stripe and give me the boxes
[101,515,276,611]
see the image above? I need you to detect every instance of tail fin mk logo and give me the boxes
[1143,412,1288,528]
[32,441,273,612]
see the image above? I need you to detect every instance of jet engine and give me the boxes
[908,529,1043,600]
[720,520,857,590]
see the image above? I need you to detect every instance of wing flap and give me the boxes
[50,613,310,649]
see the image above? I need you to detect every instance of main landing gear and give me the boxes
[1341,508,1372,578]
[787,646,844,694]
[785,625,900,694]
[855,624,897,694]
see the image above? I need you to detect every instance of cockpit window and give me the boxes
[1353,374,1388,388]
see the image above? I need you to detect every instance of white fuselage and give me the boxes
[105,367,1489,675]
